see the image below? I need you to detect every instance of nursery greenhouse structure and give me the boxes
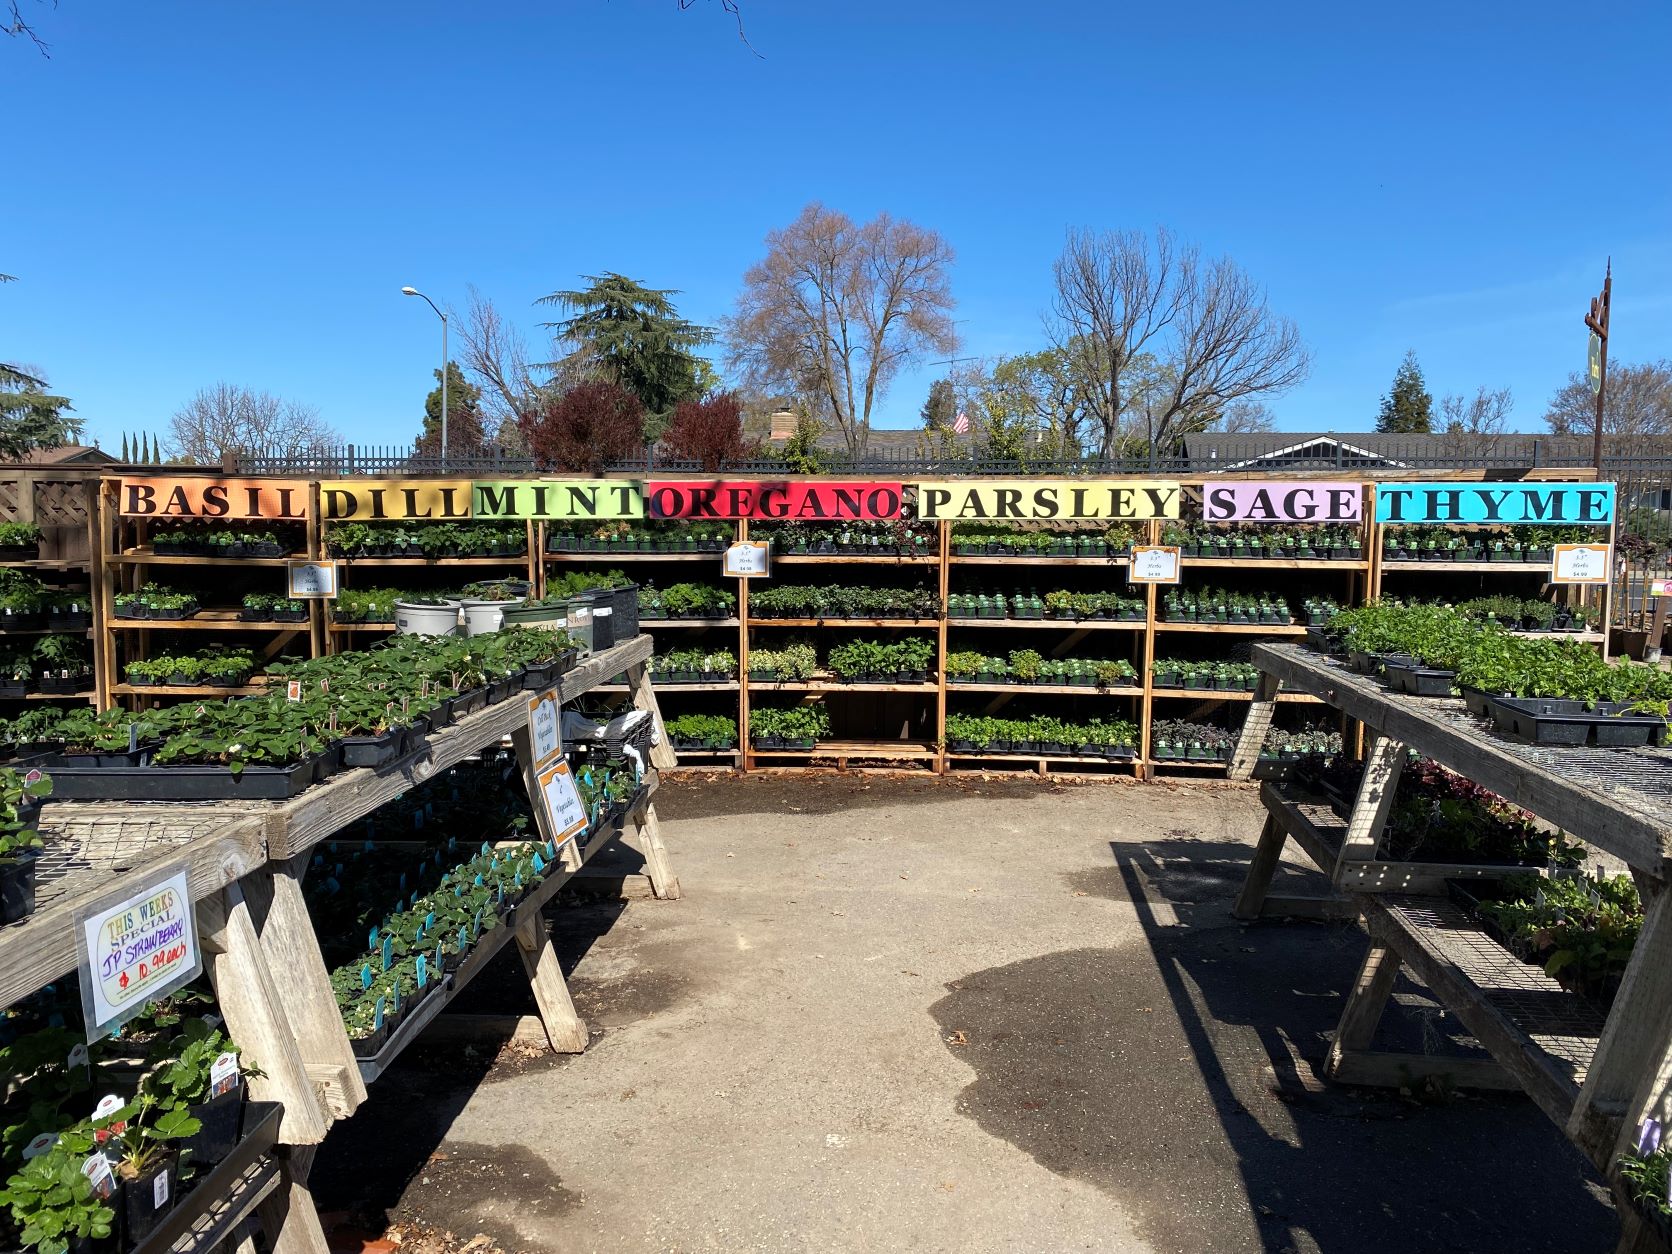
[3,460,1671,1253]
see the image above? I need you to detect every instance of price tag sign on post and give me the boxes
[525,690,563,768]
[1551,543,1611,585]
[1128,545,1182,584]
[723,541,771,578]
[535,757,590,848]
[285,560,339,598]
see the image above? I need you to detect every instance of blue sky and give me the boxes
[5,0,1671,450]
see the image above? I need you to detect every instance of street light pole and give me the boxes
[1584,260,1611,475]
[402,286,449,468]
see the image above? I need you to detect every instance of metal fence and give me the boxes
[231,437,1672,479]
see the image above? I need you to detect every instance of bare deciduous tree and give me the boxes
[168,384,339,465]
[455,287,543,435]
[724,202,958,457]
[1544,360,1672,456]
[5,0,50,55]
[1439,386,1513,459]
[1049,227,1309,455]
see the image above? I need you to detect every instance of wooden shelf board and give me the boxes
[776,554,938,565]
[0,627,93,637]
[1509,630,1605,643]
[111,683,270,697]
[4,690,96,701]
[0,560,90,570]
[748,740,940,758]
[747,618,939,628]
[1154,622,1306,635]
[641,617,740,628]
[544,551,719,561]
[948,682,1140,696]
[1149,758,1231,769]
[949,555,1131,566]
[944,617,1144,631]
[598,680,739,692]
[330,622,396,632]
[1184,557,1368,570]
[105,614,309,632]
[1381,560,1551,573]
[748,679,938,693]
[945,752,1138,765]
[332,555,530,566]
[114,550,298,567]
[1150,687,1321,703]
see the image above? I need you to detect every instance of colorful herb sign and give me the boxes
[115,477,310,520]
[646,481,904,520]
[1373,481,1614,525]
[914,479,1182,521]
[1200,481,1363,522]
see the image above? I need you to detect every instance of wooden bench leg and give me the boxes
[257,1146,331,1254]
[1325,942,1402,1079]
[633,801,681,901]
[1228,674,1280,780]
[515,913,590,1053]
[198,886,330,1145]
[627,660,678,771]
[1233,814,1285,920]
[1334,734,1406,885]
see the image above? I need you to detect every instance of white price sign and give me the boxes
[1551,543,1611,585]
[285,560,339,598]
[1128,545,1182,584]
[526,691,563,767]
[723,541,771,577]
[535,757,590,847]
[75,870,202,1041]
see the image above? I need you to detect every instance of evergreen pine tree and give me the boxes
[1376,351,1434,434]
[920,379,956,433]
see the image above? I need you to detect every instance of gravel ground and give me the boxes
[314,773,1619,1254]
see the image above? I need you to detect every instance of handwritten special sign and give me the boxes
[914,479,1181,521]
[1201,481,1363,523]
[115,477,310,520]
[473,479,644,520]
[76,870,201,1039]
[319,479,474,521]
[1374,481,1615,525]
[646,480,904,520]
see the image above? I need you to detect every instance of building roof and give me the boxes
[1179,431,1651,470]
[8,444,118,466]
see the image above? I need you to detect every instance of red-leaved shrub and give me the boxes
[518,382,646,474]
[658,392,761,472]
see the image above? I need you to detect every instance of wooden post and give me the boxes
[935,519,949,774]
[513,912,590,1052]
[197,886,331,1145]
[1324,942,1403,1076]
[1232,813,1286,920]
[1228,672,1280,780]
[255,1146,331,1254]
[1335,733,1406,880]
[629,800,681,900]
[240,857,368,1121]
[736,518,751,774]
[627,658,678,771]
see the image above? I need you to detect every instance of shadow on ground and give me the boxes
[930,832,1618,1254]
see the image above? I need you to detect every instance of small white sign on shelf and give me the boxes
[1551,543,1610,585]
[526,690,563,767]
[535,756,590,847]
[286,560,339,599]
[1128,545,1182,584]
[74,869,201,1042]
[723,541,771,578]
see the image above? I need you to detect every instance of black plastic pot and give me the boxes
[45,747,152,769]
[120,1155,177,1246]
[1380,659,1455,697]
[339,729,401,769]
[349,1022,389,1058]
[0,543,40,562]
[0,852,39,924]
[182,1087,245,1168]
[48,610,91,631]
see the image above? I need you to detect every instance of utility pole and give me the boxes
[1584,260,1611,474]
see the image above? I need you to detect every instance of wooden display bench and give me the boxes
[1229,642,1672,1252]
[0,634,680,1254]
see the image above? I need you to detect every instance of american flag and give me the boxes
[952,410,970,435]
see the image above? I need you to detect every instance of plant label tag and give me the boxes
[24,768,42,785]
[23,1133,57,1160]
[286,680,302,702]
[361,964,373,990]
[435,940,445,970]
[67,1043,89,1070]
[210,1051,240,1097]
[425,911,435,930]
[92,1094,124,1121]
[381,935,394,971]
[152,1167,170,1209]
[416,954,428,988]
[374,996,385,1032]
[391,982,401,1013]
[368,925,379,948]
[81,1154,116,1200]
[532,851,546,873]
[1640,1117,1663,1155]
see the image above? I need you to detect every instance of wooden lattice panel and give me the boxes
[34,479,90,526]
[0,480,20,522]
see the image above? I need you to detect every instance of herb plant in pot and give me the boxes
[0,767,49,924]
[394,595,462,637]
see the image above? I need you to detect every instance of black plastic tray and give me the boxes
[45,758,318,800]
[1488,696,1668,748]
[1380,658,1455,697]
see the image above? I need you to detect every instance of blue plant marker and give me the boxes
[334,862,343,876]
[399,872,407,894]
[361,964,372,990]
[416,920,426,941]
[425,910,435,930]
[416,954,428,989]
[312,853,324,868]
[364,840,374,852]
[473,873,483,887]
[369,925,379,948]
[325,877,340,894]
[413,810,424,831]
[458,926,467,952]
[391,982,401,1013]
[473,908,483,939]
[448,836,457,852]
[480,841,491,856]
[532,851,546,873]
[454,884,463,897]
[374,996,385,1031]
[544,839,555,860]
[514,869,523,889]
[495,882,504,906]
[436,940,445,970]
[381,934,394,971]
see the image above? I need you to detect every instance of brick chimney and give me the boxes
[768,410,798,443]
